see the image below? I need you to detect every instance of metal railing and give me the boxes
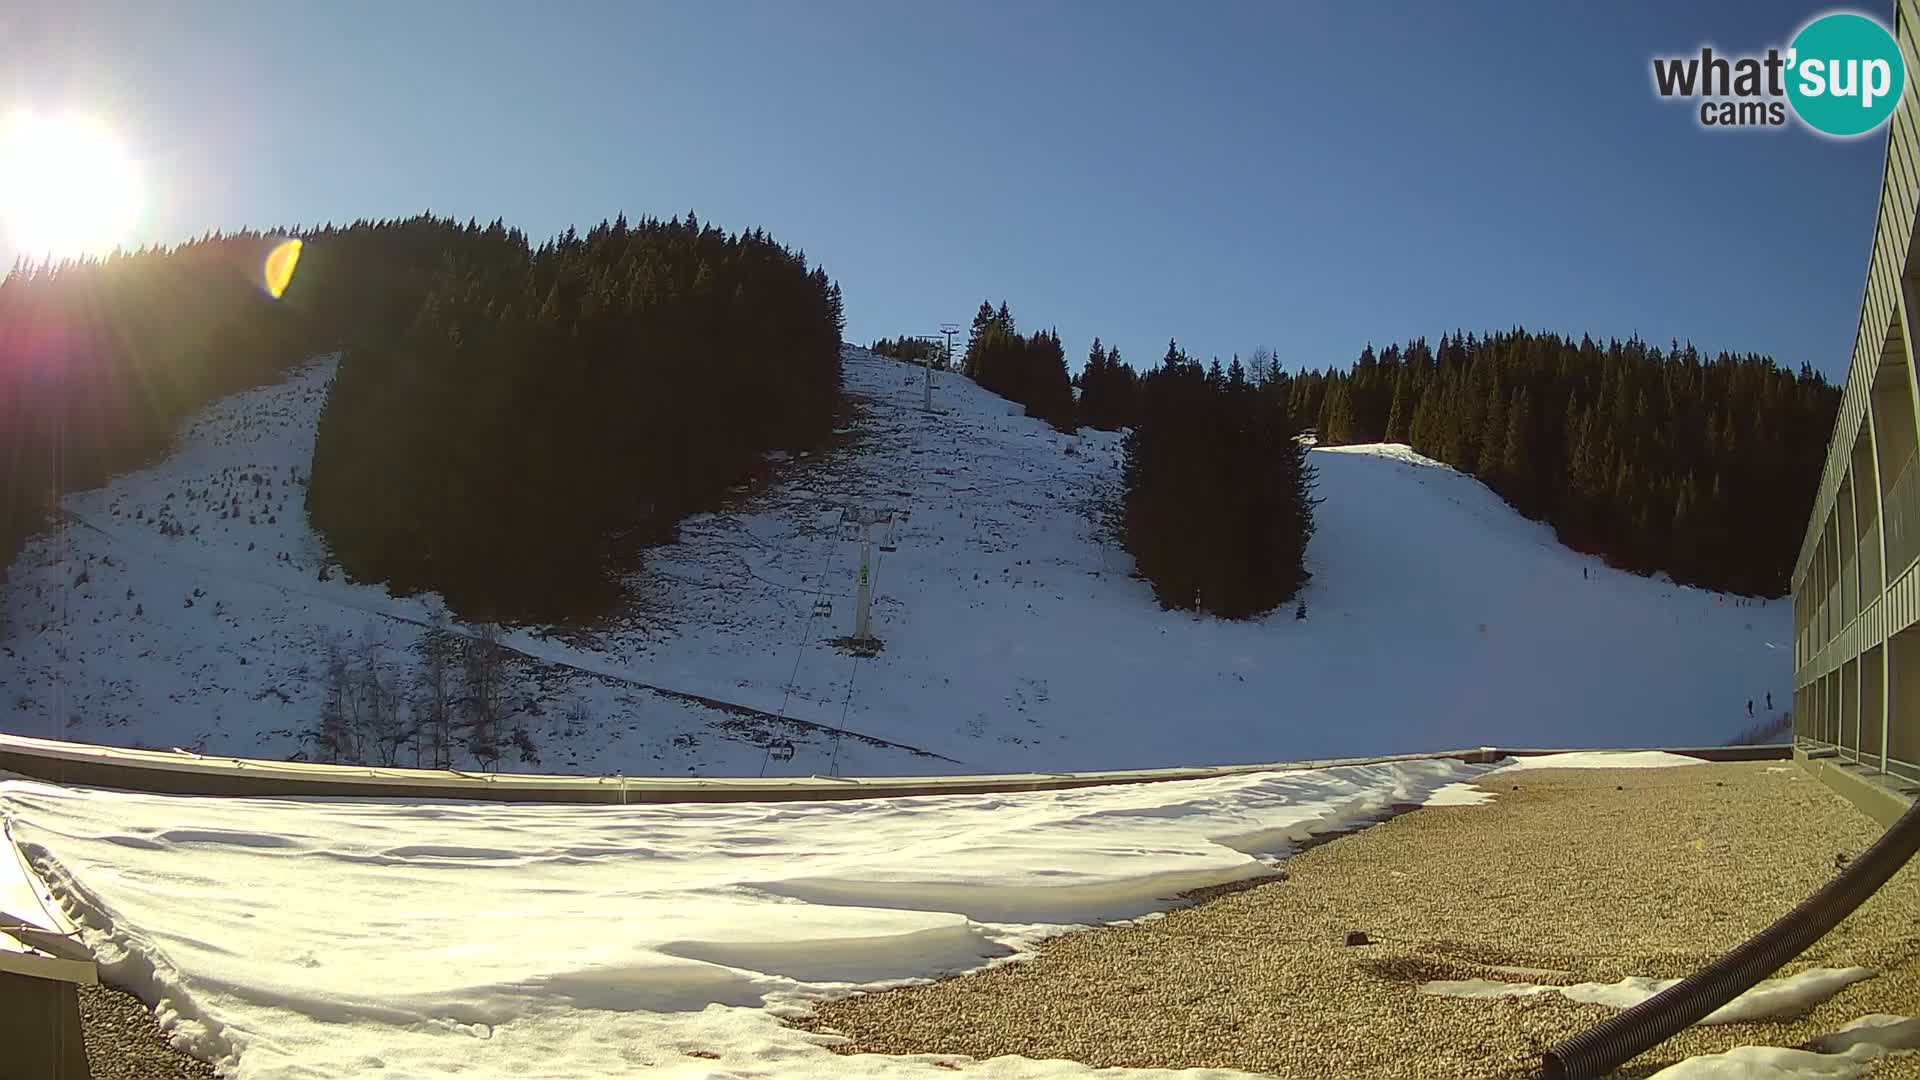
[0,733,1791,804]
[1883,459,1920,581]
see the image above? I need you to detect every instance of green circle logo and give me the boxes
[1787,12,1906,137]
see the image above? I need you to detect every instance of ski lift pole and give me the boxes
[854,520,873,641]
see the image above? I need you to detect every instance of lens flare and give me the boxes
[264,238,302,299]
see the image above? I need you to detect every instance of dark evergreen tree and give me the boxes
[1384,372,1413,444]
[1120,340,1316,619]
[1023,328,1076,432]
[1078,341,1139,431]
[1318,378,1356,444]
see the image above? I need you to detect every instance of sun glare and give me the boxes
[0,110,143,261]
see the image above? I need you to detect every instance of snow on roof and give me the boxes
[1,756,1482,1078]
[1489,750,1712,772]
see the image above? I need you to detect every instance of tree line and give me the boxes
[1283,330,1836,596]
[869,335,947,366]
[962,301,1076,432]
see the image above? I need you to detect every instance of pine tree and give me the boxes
[1478,381,1508,483]
[1319,380,1354,444]
[1024,329,1076,432]
[1502,388,1533,510]
[1384,372,1413,444]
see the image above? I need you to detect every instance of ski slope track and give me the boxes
[0,346,1788,775]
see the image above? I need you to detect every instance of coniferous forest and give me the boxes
[306,214,844,621]
[954,312,1832,608]
[962,302,1077,433]
[869,335,943,366]
[1,213,845,622]
[1276,330,1837,597]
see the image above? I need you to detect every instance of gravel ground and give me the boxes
[79,981,217,1080]
[800,762,1920,1079]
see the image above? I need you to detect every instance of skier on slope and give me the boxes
[1747,699,1754,719]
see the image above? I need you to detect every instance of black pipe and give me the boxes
[1543,794,1920,1080]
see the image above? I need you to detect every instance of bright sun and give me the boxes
[0,110,142,261]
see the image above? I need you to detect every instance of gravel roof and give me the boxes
[800,761,1920,1079]
[79,981,216,1080]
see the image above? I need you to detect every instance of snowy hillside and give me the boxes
[0,347,1789,775]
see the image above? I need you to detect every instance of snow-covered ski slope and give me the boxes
[611,347,1788,769]
[0,346,1789,775]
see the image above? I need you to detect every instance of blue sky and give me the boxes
[1,1,1890,380]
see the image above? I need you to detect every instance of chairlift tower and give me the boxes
[916,334,938,413]
[841,507,894,642]
[938,323,961,409]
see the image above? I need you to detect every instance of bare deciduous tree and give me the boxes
[414,615,457,770]
[316,633,357,763]
[357,625,404,766]
[1247,347,1277,387]
[462,623,504,771]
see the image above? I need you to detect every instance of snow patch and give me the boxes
[1488,750,1710,773]
[1651,1013,1919,1079]
[1421,967,1876,1024]
[1649,1045,1874,1080]
[3,758,1473,1079]
[1421,782,1496,806]
[1811,1012,1920,1055]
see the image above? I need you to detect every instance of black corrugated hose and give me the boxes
[1541,792,1920,1080]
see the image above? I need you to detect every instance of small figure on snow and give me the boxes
[1295,601,1308,621]
[1766,692,1773,711]
[1746,699,1754,719]
[1583,566,1588,580]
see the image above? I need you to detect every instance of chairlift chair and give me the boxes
[812,596,833,617]
[770,739,796,763]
